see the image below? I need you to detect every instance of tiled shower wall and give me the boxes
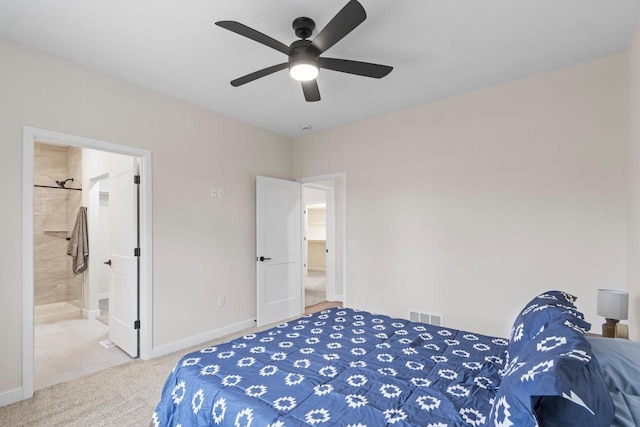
[34,142,83,307]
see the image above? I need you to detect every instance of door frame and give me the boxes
[22,126,153,400]
[298,172,347,307]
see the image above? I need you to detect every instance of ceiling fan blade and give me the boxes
[319,58,393,78]
[230,63,288,87]
[216,21,290,55]
[301,80,321,102]
[309,0,366,55]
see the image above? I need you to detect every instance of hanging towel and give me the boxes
[67,206,89,274]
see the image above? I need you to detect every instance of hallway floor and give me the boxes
[305,300,341,315]
[304,270,327,307]
[35,317,132,390]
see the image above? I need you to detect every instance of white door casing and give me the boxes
[299,173,347,305]
[303,207,309,277]
[108,158,139,357]
[22,126,152,405]
[256,176,302,327]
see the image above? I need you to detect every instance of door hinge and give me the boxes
[134,248,141,257]
[134,320,140,330]
[134,175,140,184]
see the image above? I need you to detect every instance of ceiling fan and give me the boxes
[215,0,393,102]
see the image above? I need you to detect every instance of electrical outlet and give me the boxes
[377,294,383,305]
[210,187,217,198]
[217,188,224,199]
[218,296,225,307]
[348,241,357,250]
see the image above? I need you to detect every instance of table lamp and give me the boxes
[597,289,629,338]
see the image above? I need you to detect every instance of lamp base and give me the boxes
[601,318,629,339]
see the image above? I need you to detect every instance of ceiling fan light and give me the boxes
[289,61,318,81]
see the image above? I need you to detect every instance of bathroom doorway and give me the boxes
[32,142,138,390]
[23,126,153,400]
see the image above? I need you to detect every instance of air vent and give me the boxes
[408,310,443,327]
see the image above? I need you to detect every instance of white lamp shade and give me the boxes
[289,61,318,81]
[597,289,629,320]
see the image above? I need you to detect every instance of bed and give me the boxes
[587,336,640,427]
[152,291,616,426]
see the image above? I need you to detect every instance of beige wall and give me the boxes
[307,206,327,271]
[0,38,291,398]
[293,54,629,338]
[308,241,327,271]
[628,20,640,341]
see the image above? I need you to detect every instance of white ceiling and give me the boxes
[1,1,639,138]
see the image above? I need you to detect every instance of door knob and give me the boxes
[259,256,271,262]
[104,260,112,266]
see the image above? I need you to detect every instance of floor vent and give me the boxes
[409,310,443,327]
[99,339,116,348]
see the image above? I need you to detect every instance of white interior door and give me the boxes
[256,176,302,327]
[108,158,139,357]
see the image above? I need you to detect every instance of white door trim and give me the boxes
[298,173,347,307]
[302,204,309,277]
[22,126,153,401]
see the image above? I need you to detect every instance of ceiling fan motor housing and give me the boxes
[288,39,319,76]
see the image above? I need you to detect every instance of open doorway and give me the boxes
[31,142,141,390]
[301,173,346,311]
[303,187,329,307]
[255,173,346,325]
[22,126,153,401]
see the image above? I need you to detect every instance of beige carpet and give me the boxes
[0,327,265,427]
[305,270,327,307]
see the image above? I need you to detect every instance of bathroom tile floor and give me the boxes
[35,317,133,390]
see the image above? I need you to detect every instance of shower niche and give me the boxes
[33,142,83,323]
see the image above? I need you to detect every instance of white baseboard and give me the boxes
[334,294,343,302]
[82,309,100,319]
[0,387,23,408]
[151,318,256,359]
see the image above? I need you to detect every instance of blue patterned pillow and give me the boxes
[492,313,614,427]
[507,291,587,360]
